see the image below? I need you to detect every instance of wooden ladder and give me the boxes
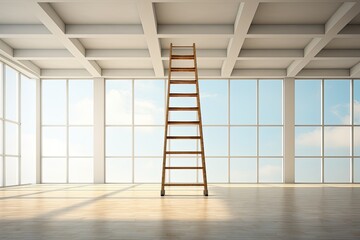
[161,43,208,196]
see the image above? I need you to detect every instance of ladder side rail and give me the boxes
[161,43,173,196]
[193,43,209,196]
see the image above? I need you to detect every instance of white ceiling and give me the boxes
[0,0,360,79]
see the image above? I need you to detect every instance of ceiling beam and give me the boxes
[0,39,40,77]
[86,49,150,60]
[136,0,164,77]
[32,2,102,77]
[65,24,144,38]
[1,23,360,39]
[239,49,303,58]
[41,69,91,78]
[0,24,50,38]
[287,2,360,77]
[162,49,227,59]
[14,49,73,60]
[350,62,360,77]
[221,1,259,77]
[157,24,233,38]
[247,24,324,38]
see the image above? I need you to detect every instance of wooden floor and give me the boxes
[1,184,360,240]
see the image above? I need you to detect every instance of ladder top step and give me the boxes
[165,167,203,170]
[171,67,196,72]
[168,107,198,111]
[164,183,205,187]
[166,151,202,155]
[167,136,201,139]
[171,45,194,48]
[170,80,196,84]
[171,55,194,60]
[169,93,197,97]
[168,121,200,125]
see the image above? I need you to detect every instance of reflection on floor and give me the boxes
[1,184,360,239]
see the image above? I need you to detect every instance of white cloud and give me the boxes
[69,98,93,125]
[259,165,282,180]
[106,89,163,133]
[106,89,132,124]
[297,101,360,150]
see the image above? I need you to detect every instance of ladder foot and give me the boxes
[203,189,208,196]
[161,190,165,196]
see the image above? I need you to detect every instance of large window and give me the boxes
[105,80,165,183]
[41,79,94,183]
[105,79,283,183]
[295,79,359,183]
[230,79,283,183]
[0,63,36,187]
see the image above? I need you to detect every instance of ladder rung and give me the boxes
[169,93,197,97]
[171,67,196,72]
[171,55,194,60]
[171,45,193,48]
[165,167,203,170]
[167,136,201,139]
[164,183,204,186]
[168,107,198,111]
[170,80,196,84]
[166,151,202,155]
[168,121,200,125]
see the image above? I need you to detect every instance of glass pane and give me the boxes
[0,155,2,187]
[106,127,132,157]
[21,75,36,184]
[295,80,321,125]
[203,127,228,156]
[169,158,197,183]
[0,120,3,154]
[5,66,18,121]
[42,80,66,125]
[230,80,256,124]
[205,158,228,183]
[0,63,3,118]
[106,80,132,125]
[69,158,93,183]
[295,158,321,183]
[324,127,351,156]
[69,80,93,125]
[354,158,360,183]
[259,80,282,125]
[295,127,321,156]
[42,158,66,183]
[42,127,66,156]
[355,80,360,124]
[134,80,164,125]
[69,127,93,157]
[5,122,18,155]
[106,158,132,183]
[5,157,18,186]
[324,158,350,183]
[134,158,162,183]
[259,158,282,183]
[324,80,350,125]
[230,127,256,156]
[230,158,257,183]
[134,127,163,156]
[199,80,228,124]
[259,127,282,156]
[355,127,360,156]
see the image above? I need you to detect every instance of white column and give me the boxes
[36,77,41,183]
[284,77,295,183]
[94,77,105,183]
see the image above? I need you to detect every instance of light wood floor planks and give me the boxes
[1,184,360,240]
